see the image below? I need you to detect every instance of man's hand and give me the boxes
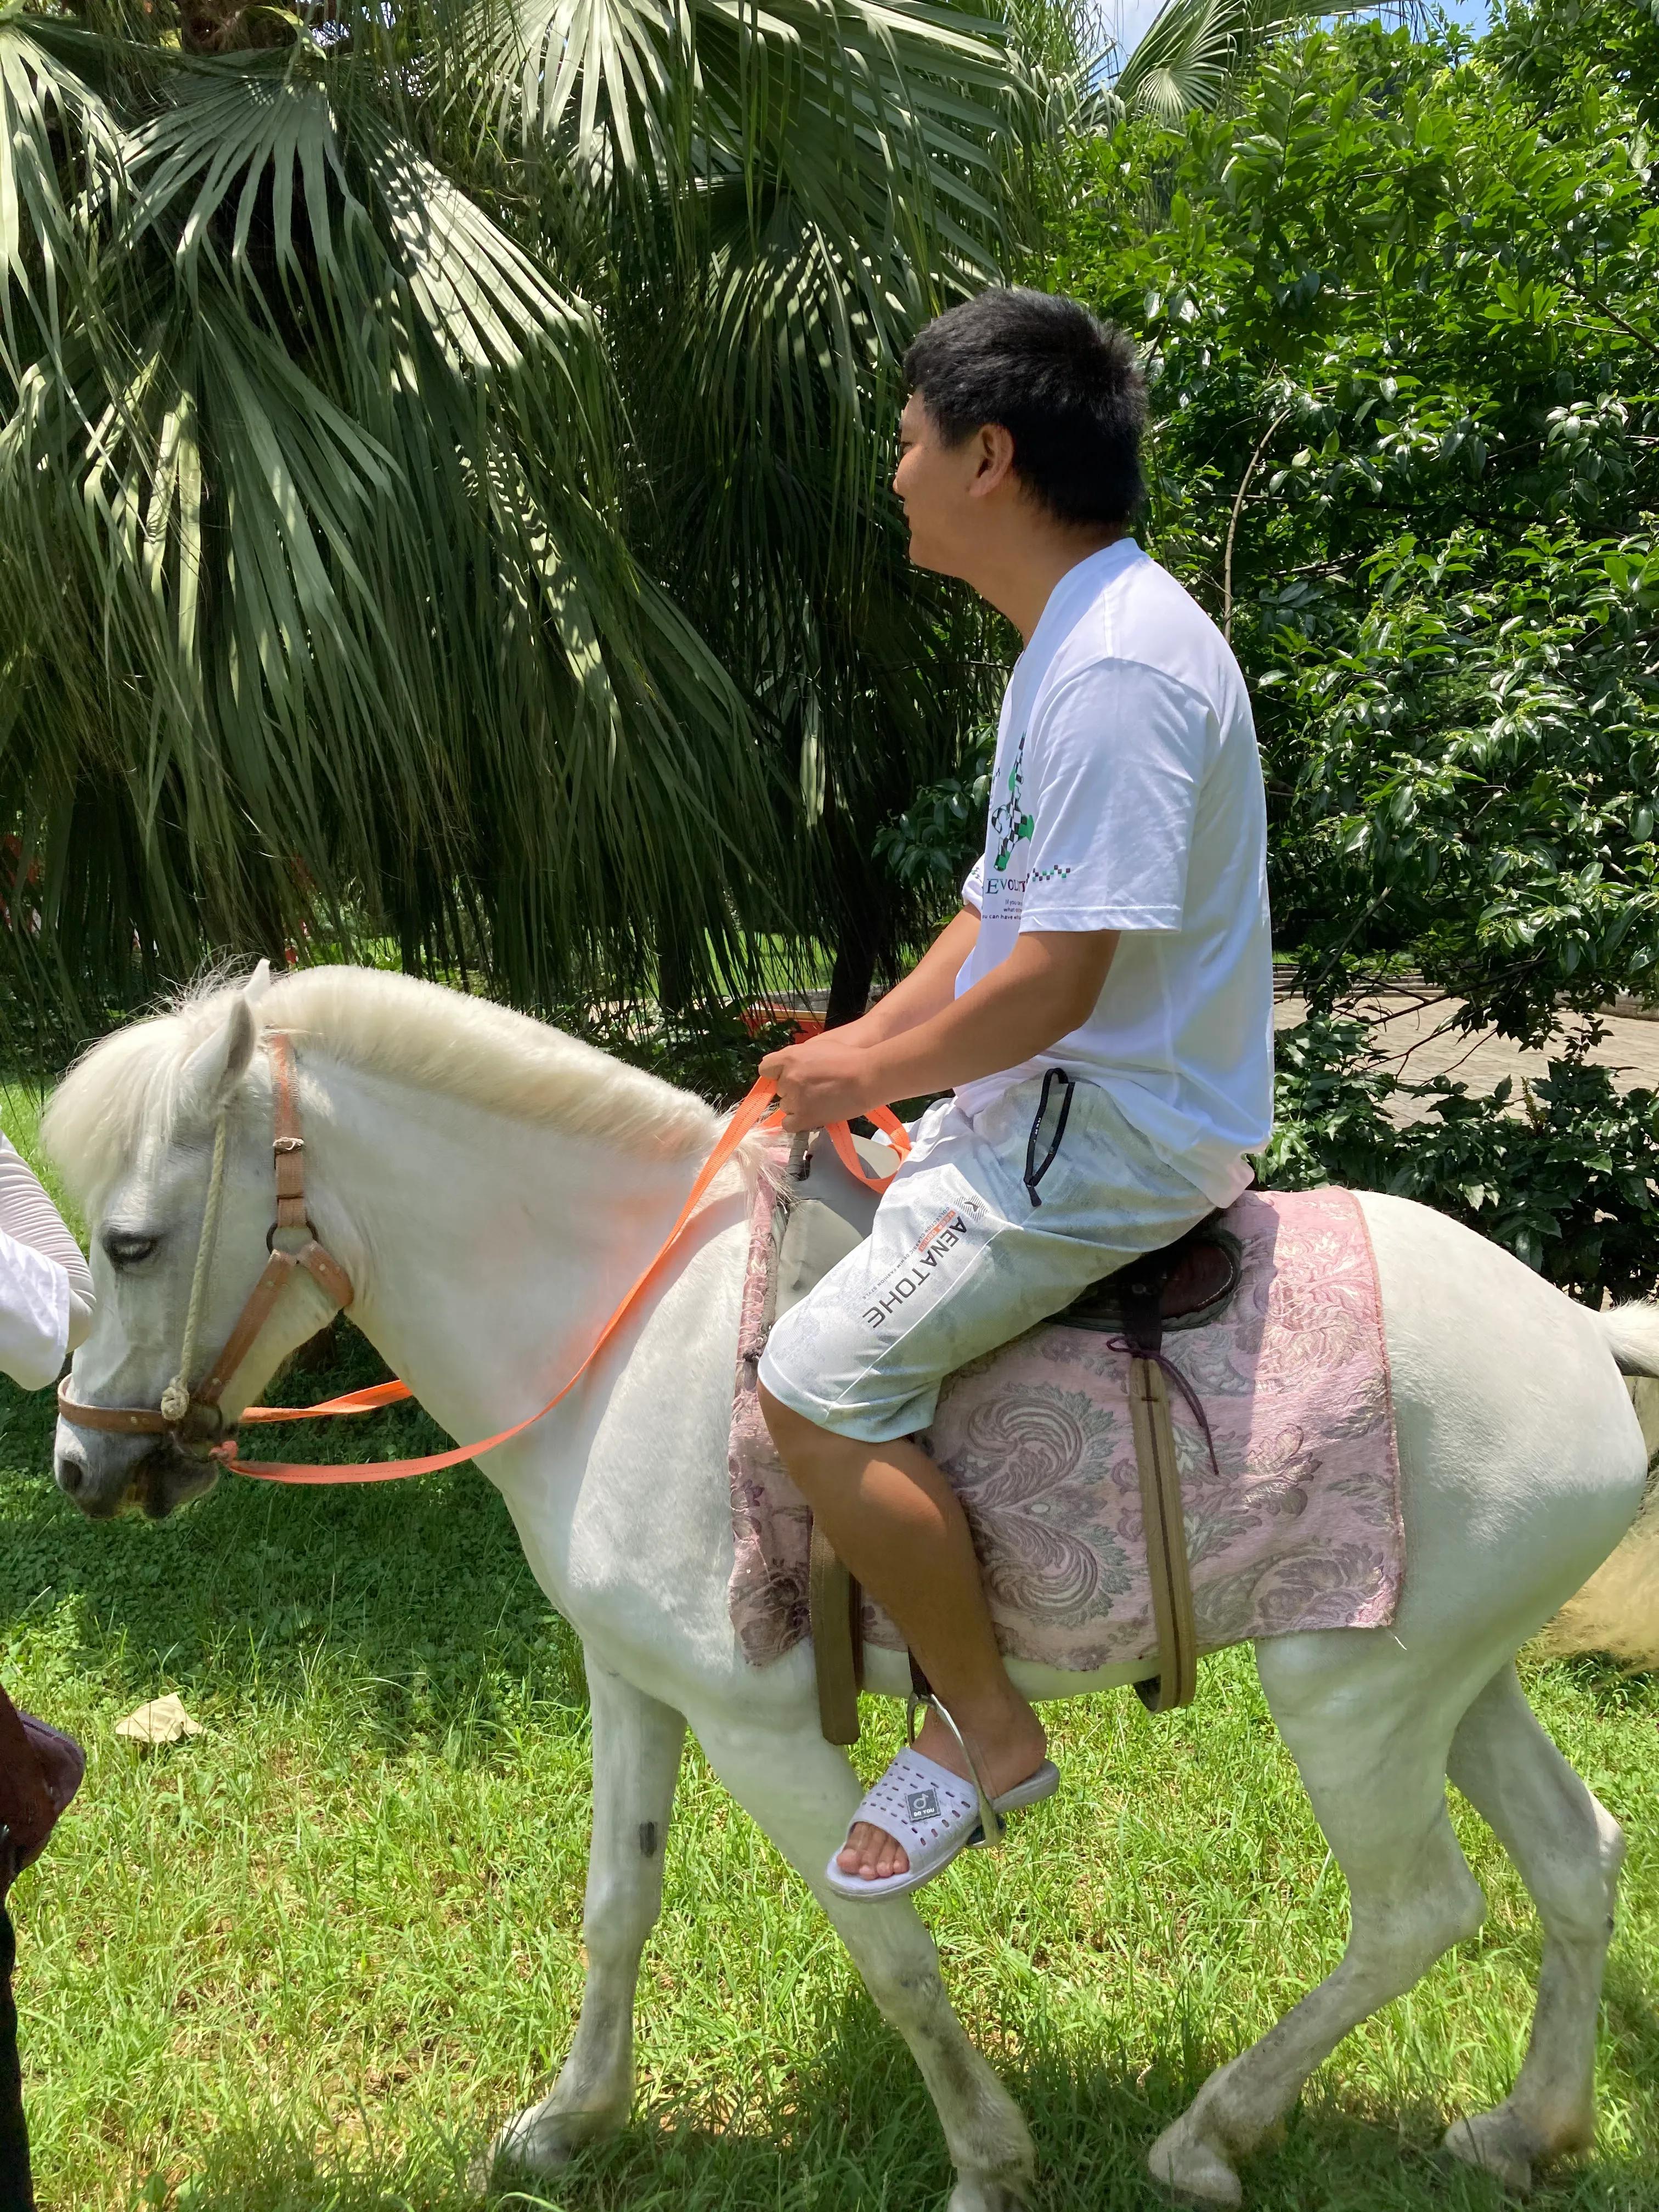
[754,915,1117,1133]
[798,927,1117,1116]
[759,1031,884,1132]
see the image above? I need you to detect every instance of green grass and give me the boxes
[1,1100,1656,2211]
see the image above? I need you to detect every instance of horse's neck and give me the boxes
[307,1062,714,1457]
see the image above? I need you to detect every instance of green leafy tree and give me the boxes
[1046,1,1659,1290]
[1263,1015,1659,1300]
[1066,3,1659,1033]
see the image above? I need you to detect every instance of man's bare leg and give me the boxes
[759,1385,1047,1882]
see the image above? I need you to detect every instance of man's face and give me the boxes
[893,391,1003,576]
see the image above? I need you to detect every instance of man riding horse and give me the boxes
[757,289,1274,1897]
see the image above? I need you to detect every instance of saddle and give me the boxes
[776,1134,1244,1746]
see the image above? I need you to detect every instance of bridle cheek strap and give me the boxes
[194,1239,353,1409]
[55,1032,354,1443]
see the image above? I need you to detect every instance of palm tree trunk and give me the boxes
[826,894,884,1029]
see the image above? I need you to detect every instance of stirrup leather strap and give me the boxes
[808,1522,862,1747]
[1127,1355,1199,1712]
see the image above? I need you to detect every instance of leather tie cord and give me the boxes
[159,1113,228,1425]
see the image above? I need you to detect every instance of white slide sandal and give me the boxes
[824,1699,1060,1902]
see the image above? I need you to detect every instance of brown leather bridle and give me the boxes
[55,1033,354,1448]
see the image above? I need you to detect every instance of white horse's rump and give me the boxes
[44,967,1655,2208]
[1542,1363,1659,1668]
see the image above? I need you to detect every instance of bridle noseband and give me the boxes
[55,1033,354,1450]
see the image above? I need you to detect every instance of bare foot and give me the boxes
[837,1700,1048,1883]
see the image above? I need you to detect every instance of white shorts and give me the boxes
[757,1073,1221,1444]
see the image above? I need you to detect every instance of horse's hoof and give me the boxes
[1148,2123,1244,2209]
[476,2133,572,2202]
[466,2140,518,2200]
[476,2146,570,2208]
[482,2099,621,2195]
[1443,2112,1536,2194]
[947,2178,1032,2211]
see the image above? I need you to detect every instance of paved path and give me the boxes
[769,983,1659,1127]
[1274,992,1659,1125]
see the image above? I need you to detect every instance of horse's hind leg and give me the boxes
[490,1658,686,2180]
[1149,1632,1488,2209]
[1442,1662,1625,2190]
[691,1708,1036,2211]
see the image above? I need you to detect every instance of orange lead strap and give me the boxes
[239,1376,414,1424]
[825,1104,909,1193]
[228,1078,909,1485]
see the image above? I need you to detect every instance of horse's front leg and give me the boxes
[691,1706,1035,2211]
[490,1656,685,2180]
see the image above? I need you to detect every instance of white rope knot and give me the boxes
[161,1112,229,1427]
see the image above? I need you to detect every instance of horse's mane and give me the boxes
[43,966,721,1209]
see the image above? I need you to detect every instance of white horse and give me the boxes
[43,964,1659,2209]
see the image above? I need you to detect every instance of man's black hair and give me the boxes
[902,289,1146,528]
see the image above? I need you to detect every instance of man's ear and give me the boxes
[969,422,1019,498]
[178,962,271,1119]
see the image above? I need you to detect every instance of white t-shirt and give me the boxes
[956,538,1273,1207]
[0,1225,69,1393]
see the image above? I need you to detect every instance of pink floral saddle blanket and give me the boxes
[727,1161,1404,1675]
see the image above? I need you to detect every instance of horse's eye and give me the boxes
[103,1229,160,1269]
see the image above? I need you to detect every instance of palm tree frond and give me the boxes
[480,0,680,180]
[352,105,608,392]
[1115,0,1240,119]
[0,5,122,377]
[1,41,787,1017]
[1114,0,1315,123]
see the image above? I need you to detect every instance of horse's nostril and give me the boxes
[56,1455,85,1497]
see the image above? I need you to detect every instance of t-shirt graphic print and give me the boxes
[955,538,1274,1209]
[988,731,1035,890]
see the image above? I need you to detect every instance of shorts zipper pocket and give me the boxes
[1023,1068,1075,1209]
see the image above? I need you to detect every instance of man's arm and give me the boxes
[788,906,981,1059]
[759,926,1118,1131]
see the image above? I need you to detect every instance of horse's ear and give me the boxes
[178,964,269,1119]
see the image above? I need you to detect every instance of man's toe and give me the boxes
[837,1821,911,1882]
[840,1827,871,1874]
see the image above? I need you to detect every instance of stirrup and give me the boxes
[907,1689,1006,1846]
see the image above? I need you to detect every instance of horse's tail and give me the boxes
[1542,1308,1659,1666]
[1597,1300,1659,1376]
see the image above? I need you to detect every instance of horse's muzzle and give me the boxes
[53,1425,222,1521]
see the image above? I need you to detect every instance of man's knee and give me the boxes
[758,1384,861,1490]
